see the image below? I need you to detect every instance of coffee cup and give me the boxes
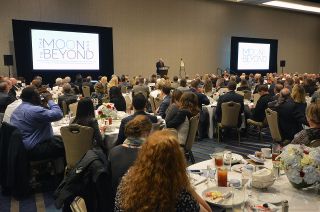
[261,148,272,158]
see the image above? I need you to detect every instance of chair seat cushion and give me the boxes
[247,119,264,127]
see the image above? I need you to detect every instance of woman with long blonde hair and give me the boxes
[115,130,211,212]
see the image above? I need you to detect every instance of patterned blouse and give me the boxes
[291,128,320,145]
[114,188,200,212]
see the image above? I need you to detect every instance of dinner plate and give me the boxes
[231,164,246,173]
[257,193,282,204]
[225,153,244,165]
[202,187,244,208]
[248,154,265,164]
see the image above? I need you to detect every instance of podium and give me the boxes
[157,66,169,78]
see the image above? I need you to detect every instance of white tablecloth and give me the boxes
[188,159,320,211]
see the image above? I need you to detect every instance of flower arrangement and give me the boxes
[279,144,320,188]
[96,102,117,119]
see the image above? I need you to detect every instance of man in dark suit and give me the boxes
[250,84,273,122]
[58,83,78,113]
[157,86,171,119]
[0,81,15,113]
[116,94,158,145]
[215,81,244,126]
[272,83,284,101]
[132,77,149,98]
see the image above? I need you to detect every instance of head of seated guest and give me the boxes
[109,86,126,112]
[165,89,183,124]
[291,101,320,146]
[116,94,158,145]
[10,86,64,161]
[115,130,212,212]
[72,97,102,148]
[58,83,77,110]
[291,84,306,105]
[107,115,152,208]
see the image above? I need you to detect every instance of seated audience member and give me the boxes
[82,77,95,94]
[171,76,179,89]
[272,83,284,101]
[115,130,212,212]
[109,86,126,112]
[71,97,103,149]
[58,83,78,112]
[291,84,308,123]
[116,94,157,145]
[303,78,317,96]
[176,78,190,93]
[108,75,119,89]
[203,79,213,96]
[5,78,17,100]
[74,74,83,90]
[10,87,64,161]
[311,90,320,103]
[157,85,171,119]
[190,80,210,109]
[165,89,183,123]
[107,115,152,208]
[270,88,307,141]
[166,92,199,145]
[236,79,250,91]
[132,77,149,98]
[3,98,22,123]
[291,102,320,146]
[250,84,273,122]
[215,81,244,126]
[0,80,15,113]
[53,77,63,88]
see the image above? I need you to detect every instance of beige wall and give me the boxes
[0,0,319,79]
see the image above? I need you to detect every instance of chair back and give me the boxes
[124,95,132,111]
[253,93,261,107]
[154,97,162,110]
[218,88,229,95]
[265,108,282,142]
[62,101,68,116]
[69,102,78,116]
[177,117,190,146]
[149,96,157,114]
[243,91,252,100]
[82,86,91,98]
[309,139,320,148]
[221,101,241,127]
[236,91,244,96]
[60,124,94,169]
[120,86,127,94]
[184,113,200,152]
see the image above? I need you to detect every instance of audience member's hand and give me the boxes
[43,92,53,101]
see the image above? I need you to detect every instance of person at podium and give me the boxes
[156,58,166,77]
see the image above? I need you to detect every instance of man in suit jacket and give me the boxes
[0,81,15,113]
[157,86,171,119]
[132,77,149,98]
[58,83,78,113]
[272,83,284,101]
[250,84,273,122]
[215,81,244,126]
[116,94,158,145]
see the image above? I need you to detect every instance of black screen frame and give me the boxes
[230,36,278,74]
[12,19,114,85]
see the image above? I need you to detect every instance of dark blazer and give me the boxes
[190,88,210,109]
[273,98,307,141]
[58,93,78,112]
[215,91,244,125]
[0,92,15,113]
[251,93,273,122]
[166,109,192,129]
[116,111,158,145]
[158,95,171,119]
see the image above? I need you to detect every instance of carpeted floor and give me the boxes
[0,128,273,212]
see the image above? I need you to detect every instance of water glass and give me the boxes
[206,165,216,183]
[224,150,232,170]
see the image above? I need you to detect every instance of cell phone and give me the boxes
[189,169,202,173]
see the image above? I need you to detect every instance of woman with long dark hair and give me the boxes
[109,86,126,111]
[71,97,102,147]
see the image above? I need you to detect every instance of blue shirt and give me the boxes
[10,100,63,150]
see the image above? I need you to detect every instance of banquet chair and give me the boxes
[247,118,268,141]
[183,114,200,164]
[236,91,244,96]
[265,108,282,143]
[62,101,68,116]
[69,102,78,116]
[149,96,157,114]
[82,86,91,98]
[154,97,162,111]
[124,95,132,111]
[253,93,261,107]
[60,124,94,171]
[308,139,320,148]
[217,101,241,145]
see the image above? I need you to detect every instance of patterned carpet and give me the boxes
[0,128,273,212]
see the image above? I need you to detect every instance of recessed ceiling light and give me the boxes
[263,1,320,14]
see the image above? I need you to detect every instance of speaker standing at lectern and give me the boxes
[156,58,169,77]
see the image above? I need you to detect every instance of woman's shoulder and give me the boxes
[176,189,200,211]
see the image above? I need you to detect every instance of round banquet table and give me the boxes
[188,159,320,211]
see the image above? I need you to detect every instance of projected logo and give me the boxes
[31,30,99,70]
[38,39,94,60]
[238,43,270,70]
